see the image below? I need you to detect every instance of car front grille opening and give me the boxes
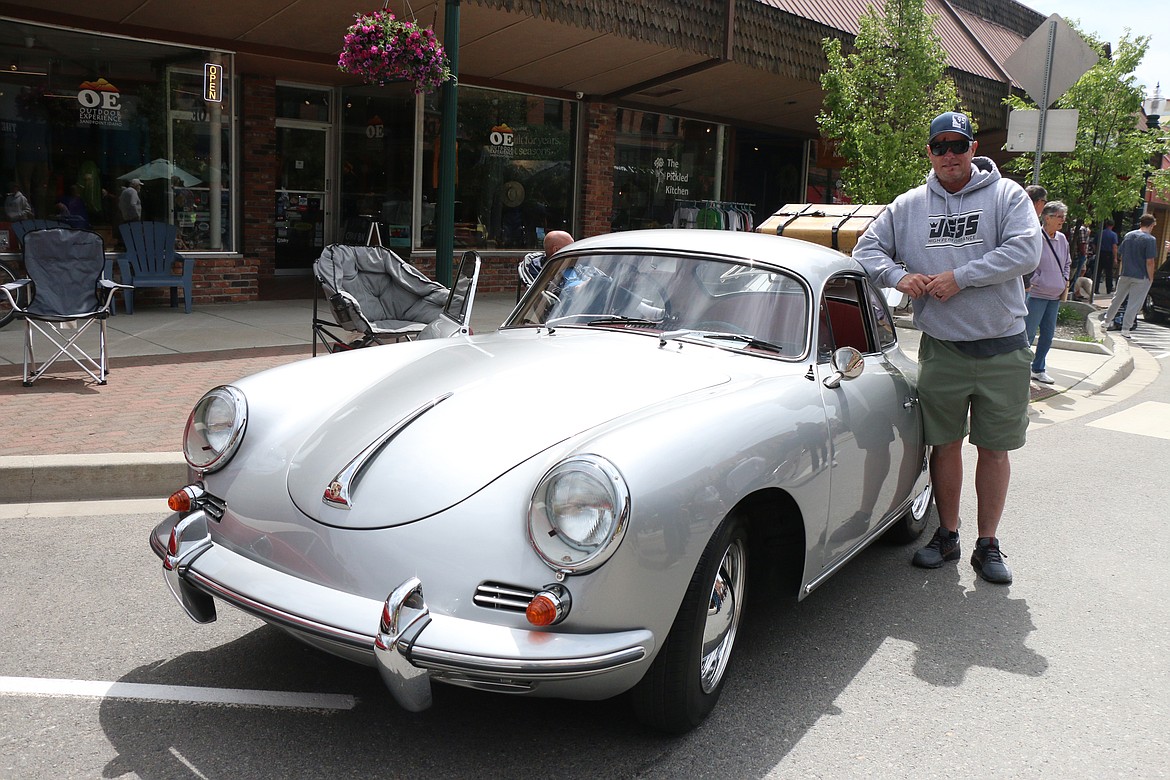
[473,581,537,612]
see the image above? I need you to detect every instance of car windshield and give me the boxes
[506,252,809,356]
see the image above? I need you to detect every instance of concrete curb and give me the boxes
[1070,315,1134,397]
[0,452,186,504]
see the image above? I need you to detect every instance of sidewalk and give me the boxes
[0,293,1135,503]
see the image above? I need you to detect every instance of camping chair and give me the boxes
[1,228,131,386]
[118,221,194,313]
[312,243,449,355]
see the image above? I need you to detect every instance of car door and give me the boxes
[418,250,483,339]
[815,275,921,563]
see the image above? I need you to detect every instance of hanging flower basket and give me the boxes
[338,10,453,93]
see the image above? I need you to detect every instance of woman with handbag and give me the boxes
[1023,200,1071,384]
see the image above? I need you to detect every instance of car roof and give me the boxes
[562,229,865,284]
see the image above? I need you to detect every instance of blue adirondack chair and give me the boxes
[118,221,194,313]
[11,219,67,248]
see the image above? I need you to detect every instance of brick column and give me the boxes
[242,76,276,291]
[582,101,616,239]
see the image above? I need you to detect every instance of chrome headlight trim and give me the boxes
[183,385,248,473]
[528,454,630,573]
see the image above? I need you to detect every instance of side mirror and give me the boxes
[823,346,863,388]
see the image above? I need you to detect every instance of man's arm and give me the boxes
[853,205,910,291]
[951,184,1040,290]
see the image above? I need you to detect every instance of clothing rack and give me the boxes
[672,200,757,232]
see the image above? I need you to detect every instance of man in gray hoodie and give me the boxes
[853,111,1041,584]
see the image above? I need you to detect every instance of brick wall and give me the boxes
[582,100,616,239]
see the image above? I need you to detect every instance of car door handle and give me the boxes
[903,396,919,409]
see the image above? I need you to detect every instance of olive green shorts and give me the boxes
[917,333,1031,451]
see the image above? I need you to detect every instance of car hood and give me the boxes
[286,331,733,529]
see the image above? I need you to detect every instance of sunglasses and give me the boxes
[929,139,971,156]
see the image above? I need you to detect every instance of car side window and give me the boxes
[864,282,897,349]
[817,276,874,360]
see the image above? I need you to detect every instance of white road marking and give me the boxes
[0,676,356,710]
[1087,401,1170,440]
[169,748,212,780]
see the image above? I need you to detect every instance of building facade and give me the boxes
[1,0,1046,301]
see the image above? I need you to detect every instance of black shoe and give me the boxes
[971,537,1012,584]
[1106,324,1122,332]
[912,527,960,568]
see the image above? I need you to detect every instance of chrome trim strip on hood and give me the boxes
[322,392,454,509]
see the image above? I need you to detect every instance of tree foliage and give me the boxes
[1004,27,1169,227]
[817,0,965,204]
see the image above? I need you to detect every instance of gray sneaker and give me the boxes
[912,527,960,568]
[971,537,1012,584]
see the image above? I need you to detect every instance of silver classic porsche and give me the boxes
[150,229,932,733]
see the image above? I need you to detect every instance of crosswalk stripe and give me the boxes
[0,676,357,710]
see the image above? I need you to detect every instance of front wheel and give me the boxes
[631,515,748,733]
[884,482,933,544]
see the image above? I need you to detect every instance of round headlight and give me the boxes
[184,386,247,473]
[528,455,629,573]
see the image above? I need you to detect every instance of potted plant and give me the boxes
[338,9,453,93]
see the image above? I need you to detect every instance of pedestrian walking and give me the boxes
[1068,219,1090,293]
[1024,201,1071,384]
[1103,214,1159,337]
[1093,219,1119,297]
[854,111,1041,584]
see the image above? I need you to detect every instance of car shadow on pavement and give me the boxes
[97,539,1047,779]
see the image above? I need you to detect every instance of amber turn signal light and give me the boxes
[526,594,559,626]
[168,490,192,513]
[525,585,571,626]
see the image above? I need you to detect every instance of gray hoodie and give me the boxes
[854,156,1041,343]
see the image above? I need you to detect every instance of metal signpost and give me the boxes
[1004,14,1099,183]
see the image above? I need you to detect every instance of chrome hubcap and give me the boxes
[699,537,746,694]
[911,483,933,520]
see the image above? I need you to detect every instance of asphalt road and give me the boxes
[2,332,1169,779]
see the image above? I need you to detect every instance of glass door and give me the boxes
[275,121,331,271]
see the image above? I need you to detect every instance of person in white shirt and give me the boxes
[118,178,143,222]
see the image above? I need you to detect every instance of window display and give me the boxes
[419,86,576,250]
[0,21,234,254]
[612,109,722,232]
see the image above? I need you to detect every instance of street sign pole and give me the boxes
[1033,19,1057,185]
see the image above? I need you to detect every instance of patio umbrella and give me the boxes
[119,159,202,187]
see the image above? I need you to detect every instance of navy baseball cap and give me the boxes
[929,112,974,141]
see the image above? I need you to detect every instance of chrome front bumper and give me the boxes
[151,511,654,711]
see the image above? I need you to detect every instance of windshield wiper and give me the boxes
[659,330,784,353]
[585,315,661,328]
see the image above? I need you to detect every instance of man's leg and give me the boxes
[930,440,963,533]
[1121,277,1153,331]
[973,446,1010,538]
[1103,278,1129,324]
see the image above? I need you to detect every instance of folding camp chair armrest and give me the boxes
[2,278,32,307]
[98,278,133,310]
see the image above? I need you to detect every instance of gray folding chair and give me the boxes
[1,228,131,386]
[311,244,449,355]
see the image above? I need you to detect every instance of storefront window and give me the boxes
[338,84,416,255]
[612,109,721,232]
[1,21,234,254]
[421,86,576,250]
[806,139,848,204]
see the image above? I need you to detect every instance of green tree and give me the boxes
[818,0,965,204]
[1004,28,1169,227]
